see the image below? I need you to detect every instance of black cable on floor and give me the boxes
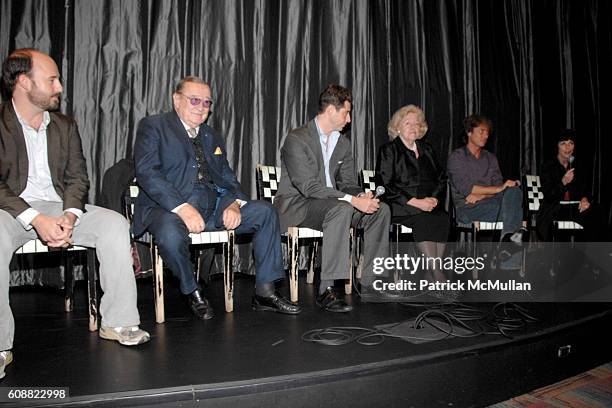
[302,302,539,346]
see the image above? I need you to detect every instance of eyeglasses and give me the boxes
[178,92,213,108]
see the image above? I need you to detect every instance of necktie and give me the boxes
[188,128,211,183]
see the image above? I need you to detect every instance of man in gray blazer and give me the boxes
[0,49,149,379]
[275,85,390,312]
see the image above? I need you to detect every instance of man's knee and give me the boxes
[0,211,25,259]
[87,206,131,236]
[150,215,189,251]
[376,202,391,220]
[105,210,131,235]
[333,200,354,214]
[248,200,275,217]
[503,186,523,208]
[505,186,522,199]
[321,201,353,230]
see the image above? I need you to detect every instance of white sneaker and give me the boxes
[99,326,150,346]
[0,350,13,379]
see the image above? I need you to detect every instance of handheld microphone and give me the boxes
[568,155,575,170]
[356,186,385,226]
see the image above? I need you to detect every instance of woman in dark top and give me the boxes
[537,130,602,241]
[376,105,449,281]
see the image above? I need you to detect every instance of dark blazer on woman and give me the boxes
[376,137,446,218]
[536,158,589,240]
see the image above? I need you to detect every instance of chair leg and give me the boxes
[519,246,527,278]
[306,240,317,284]
[223,231,235,313]
[355,233,363,280]
[86,249,98,332]
[196,249,202,284]
[472,224,479,280]
[288,227,299,303]
[64,251,74,312]
[394,226,400,282]
[345,228,354,294]
[152,244,165,324]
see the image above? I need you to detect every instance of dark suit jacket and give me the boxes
[133,110,247,236]
[98,158,134,213]
[375,137,446,217]
[274,120,362,231]
[536,158,588,240]
[0,102,89,217]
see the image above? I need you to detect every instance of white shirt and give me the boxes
[13,101,82,229]
[314,118,354,203]
[314,118,341,188]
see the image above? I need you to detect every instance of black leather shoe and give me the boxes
[188,289,214,320]
[252,292,302,315]
[316,287,353,313]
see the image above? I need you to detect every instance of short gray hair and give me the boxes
[174,76,207,94]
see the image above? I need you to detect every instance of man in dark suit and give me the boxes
[274,85,390,312]
[0,49,149,378]
[133,76,300,320]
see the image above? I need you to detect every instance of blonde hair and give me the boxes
[387,104,428,140]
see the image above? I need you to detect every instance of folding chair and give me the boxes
[124,182,235,323]
[13,241,98,331]
[359,170,413,280]
[524,174,583,241]
[360,169,414,242]
[256,164,354,302]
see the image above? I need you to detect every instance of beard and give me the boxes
[27,82,61,111]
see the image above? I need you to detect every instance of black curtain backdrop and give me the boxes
[1,0,610,225]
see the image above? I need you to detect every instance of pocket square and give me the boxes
[337,160,343,164]
[214,147,222,155]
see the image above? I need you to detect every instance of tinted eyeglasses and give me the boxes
[178,92,213,108]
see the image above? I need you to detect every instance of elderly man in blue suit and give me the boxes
[133,76,300,319]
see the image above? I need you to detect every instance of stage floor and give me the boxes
[3,273,612,407]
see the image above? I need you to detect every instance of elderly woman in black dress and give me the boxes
[376,105,449,282]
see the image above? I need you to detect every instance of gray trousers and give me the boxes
[301,199,391,284]
[0,202,140,351]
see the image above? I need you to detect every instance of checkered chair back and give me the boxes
[256,164,281,203]
[525,174,544,212]
[360,170,376,193]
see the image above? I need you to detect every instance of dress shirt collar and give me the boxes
[314,117,340,152]
[12,100,51,132]
[178,117,200,138]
